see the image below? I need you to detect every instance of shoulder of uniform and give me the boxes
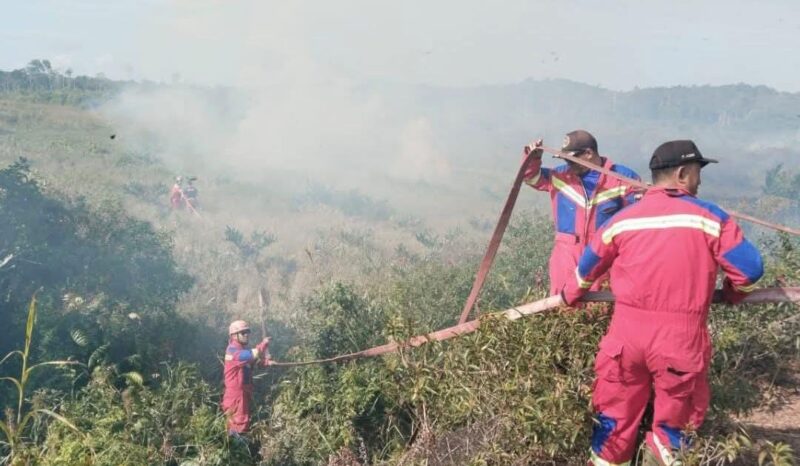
[609,163,640,180]
[675,196,730,221]
[226,345,239,353]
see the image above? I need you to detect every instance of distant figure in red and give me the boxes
[170,176,184,210]
[222,320,270,436]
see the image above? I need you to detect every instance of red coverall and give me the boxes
[222,339,269,434]
[523,155,640,295]
[563,187,764,465]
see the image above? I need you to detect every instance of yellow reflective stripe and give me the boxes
[252,348,260,359]
[590,186,628,206]
[602,215,721,245]
[735,282,758,293]
[576,267,593,289]
[524,170,542,186]
[552,176,587,207]
[224,354,234,361]
[653,433,679,465]
[590,450,631,466]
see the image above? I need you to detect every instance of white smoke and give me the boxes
[101,1,452,189]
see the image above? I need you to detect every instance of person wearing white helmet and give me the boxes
[170,176,184,210]
[221,319,271,436]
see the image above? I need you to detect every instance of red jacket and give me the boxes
[523,155,641,293]
[563,187,764,310]
[224,341,261,391]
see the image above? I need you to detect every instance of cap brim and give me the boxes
[699,158,718,167]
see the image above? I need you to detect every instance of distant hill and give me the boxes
[2,59,798,202]
[369,78,800,196]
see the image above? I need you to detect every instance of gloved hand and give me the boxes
[523,138,544,159]
[255,337,270,356]
[560,286,584,307]
[260,354,273,368]
[721,278,748,304]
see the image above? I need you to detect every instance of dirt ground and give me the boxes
[740,388,800,461]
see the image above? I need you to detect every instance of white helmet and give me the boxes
[229,320,250,335]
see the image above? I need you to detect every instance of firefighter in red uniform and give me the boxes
[523,130,641,295]
[170,176,184,210]
[222,320,271,436]
[562,140,764,465]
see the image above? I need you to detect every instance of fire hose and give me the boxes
[267,287,800,367]
[541,145,800,236]
[176,187,202,218]
[262,144,800,367]
[457,145,799,325]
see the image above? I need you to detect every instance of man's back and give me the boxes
[569,187,763,314]
[566,139,765,465]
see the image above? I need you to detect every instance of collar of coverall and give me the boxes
[646,186,694,198]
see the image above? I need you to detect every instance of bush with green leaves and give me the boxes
[0,158,197,404]
[257,231,798,465]
[0,297,83,465]
[39,362,251,466]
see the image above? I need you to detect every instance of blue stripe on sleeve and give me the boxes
[610,163,640,181]
[723,239,764,283]
[237,349,255,362]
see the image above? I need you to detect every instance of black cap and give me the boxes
[649,140,718,170]
[561,130,598,155]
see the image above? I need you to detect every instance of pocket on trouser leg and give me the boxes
[657,355,703,399]
[595,336,626,381]
[592,336,628,407]
[651,355,705,462]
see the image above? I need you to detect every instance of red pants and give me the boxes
[590,305,711,465]
[222,390,252,434]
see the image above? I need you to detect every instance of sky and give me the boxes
[2,0,799,92]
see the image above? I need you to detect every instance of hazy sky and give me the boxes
[2,0,799,92]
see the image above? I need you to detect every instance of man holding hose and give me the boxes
[523,130,641,295]
[562,140,764,465]
[222,319,271,437]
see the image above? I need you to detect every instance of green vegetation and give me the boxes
[0,60,123,106]
[0,66,798,464]
[0,297,84,465]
